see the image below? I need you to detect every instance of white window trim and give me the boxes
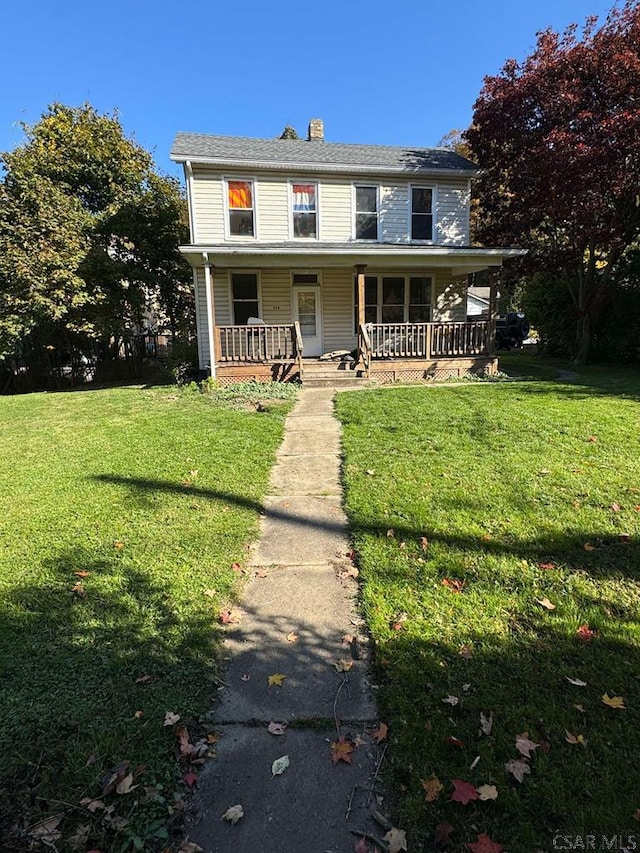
[408,184,437,244]
[224,176,259,242]
[228,270,262,325]
[353,273,434,329]
[288,179,320,241]
[352,184,380,242]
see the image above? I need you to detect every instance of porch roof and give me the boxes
[180,242,526,276]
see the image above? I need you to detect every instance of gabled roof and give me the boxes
[170,132,480,177]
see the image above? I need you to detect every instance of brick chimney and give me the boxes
[307,118,324,141]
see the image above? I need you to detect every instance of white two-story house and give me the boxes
[171,120,523,383]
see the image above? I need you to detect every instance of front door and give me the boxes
[292,284,323,357]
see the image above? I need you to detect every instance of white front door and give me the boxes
[293,285,323,357]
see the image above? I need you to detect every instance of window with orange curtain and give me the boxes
[228,180,254,236]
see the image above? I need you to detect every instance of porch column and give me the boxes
[203,253,217,377]
[488,266,500,357]
[355,264,367,331]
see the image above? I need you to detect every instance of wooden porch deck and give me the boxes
[212,321,497,384]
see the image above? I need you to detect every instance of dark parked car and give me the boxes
[495,312,530,350]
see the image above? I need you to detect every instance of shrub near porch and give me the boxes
[337,379,640,850]
[0,383,294,850]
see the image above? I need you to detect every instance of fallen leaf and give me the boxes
[442,695,459,706]
[446,735,464,748]
[183,772,198,787]
[353,838,372,853]
[330,736,354,764]
[583,542,596,552]
[271,754,290,776]
[268,721,288,736]
[480,711,493,736]
[633,808,640,821]
[164,711,181,726]
[114,541,124,549]
[574,704,586,712]
[176,726,193,756]
[538,561,557,570]
[390,612,408,630]
[80,798,107,813]
[268,673,287,687]
[565,731,587,746]
[240,674,250,682]
[231,562,243,573]
[334,658,354,672]
[206,733,219,744]
[565,676,587,687]
[602,693,626,709]
[450,779,479,804]
[67,823,91,851]
[588,435,597,443]
[466,832,505,853]
[515,732,539,758]
[365,469,375,476]
[74,570,90,578]
[286,631,299,643]
[469,754,480,770]
[221,804,244,824]
[338,566,359,579]
[536,597,556,611]
[28,814,63,843]
[477,784,498,801]
[116,773,138,795]
[421,774,444,802]
[71,582,86,597]
[420,536,429,551]
[442,578,464,592]
[135,674,152,684]
[620,532,631,543]
[369,722,388,743]
[100,760,129,794]
[178,842,204,853]
[203,589,217,598]
[219,609,241,624]
[459,644,473,659]
[134,710,143,720]
[386,528,395,538]
[577,624,596,641]
[434,821,454,846]
[353,734,365,747]
[384,827,408,853]
[254,569,268,578]
[611,502,622,512]
[504,758,531,783]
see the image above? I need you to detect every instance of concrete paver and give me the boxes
[185,388,384,853]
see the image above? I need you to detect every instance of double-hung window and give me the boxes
[228,180,255,237]
[411,187,433,241]
[231,273,259,324]
[355,186,378,240]
[292,183,317,238]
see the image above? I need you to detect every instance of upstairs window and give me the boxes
[231,273,259,324]
[355,186,378,240]
[411,187,433,241]
[228,180,254,236]
[292,183,317,238]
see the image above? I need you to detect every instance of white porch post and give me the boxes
[488,266,500,357]
[203,253,217,377]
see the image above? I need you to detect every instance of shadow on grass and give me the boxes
[0,548,221,847]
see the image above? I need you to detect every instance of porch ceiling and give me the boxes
[181,243,526,276]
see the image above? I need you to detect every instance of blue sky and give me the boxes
[1,0,618,179]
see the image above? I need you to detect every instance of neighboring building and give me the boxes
[170,120,523,384]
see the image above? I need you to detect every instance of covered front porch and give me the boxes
[181,243,522,384]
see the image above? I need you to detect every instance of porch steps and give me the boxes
[301,359,367,388]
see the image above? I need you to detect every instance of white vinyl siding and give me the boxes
[322,268,357,352]
[255,180,289,241]
[260,270,293,324]
[379,185,408,242]
[435,180,470,245]
[192,173,225,243]
[320,183,352,241]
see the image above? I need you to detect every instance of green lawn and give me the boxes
[0,383,295,851]
[337,370,640,851]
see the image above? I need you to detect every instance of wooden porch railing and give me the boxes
[365,321,490,360]
[216,324,299,363]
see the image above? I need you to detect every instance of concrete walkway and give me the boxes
[185,388,385,853]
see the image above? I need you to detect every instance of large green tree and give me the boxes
[0,103,192,363]
[467,1,640,363]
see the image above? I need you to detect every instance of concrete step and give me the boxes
[303,377,367,387]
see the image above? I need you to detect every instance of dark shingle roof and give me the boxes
[170,132,479,175]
